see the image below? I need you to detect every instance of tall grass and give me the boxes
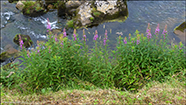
[1,20,185,94]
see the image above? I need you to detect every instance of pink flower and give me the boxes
[136,40,140,45]
[47,18,51,32]
[63,28,67,37]
[27,50,30,58]
[93,30,98,41]
[19,35,24,49]
[162,25,167,40]
[55,34,58,42]
[155,24,160,35]
[123,37,127,44]
[146,23,152,39]
[73,29,77,41]
[103,30,108,46]
[82,29,86,41]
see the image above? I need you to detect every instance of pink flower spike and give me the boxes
[93,30,98,41]
[136,40,140,45]
[82,29,86,41]
[63,28,67,37]
[73,29,77,41]
[123,37,127,44]
[155,24,160,35]
[47,18,51,31]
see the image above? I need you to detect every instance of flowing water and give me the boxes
[1,1,185,52]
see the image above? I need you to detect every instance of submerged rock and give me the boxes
[174,22,186,43]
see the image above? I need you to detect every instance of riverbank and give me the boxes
[1,76,185,104]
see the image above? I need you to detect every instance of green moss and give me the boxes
[66,20,74,28]
[89,17,94,22]
[93,11,101,17]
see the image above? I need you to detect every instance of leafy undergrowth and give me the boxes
[1,75,186,105]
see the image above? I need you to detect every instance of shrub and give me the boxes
[13,22,186,93]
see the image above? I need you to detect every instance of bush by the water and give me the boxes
[1,20,185,93]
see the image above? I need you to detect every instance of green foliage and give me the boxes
[2,26,185,94]
[66,20,74,28]
[93,11,101,17]
[23,1,43,14]
[0,63,21,88]
[113,30,186,91]
[89,17,94,22]
[18,33,91,92]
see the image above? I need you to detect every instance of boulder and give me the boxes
[65,0,128,29]
[65,0,84,16]
[76,2,94,26]
[0,44,19,62]
[13,34,33,48]
[57,0,84,17]
[174,22,186,43]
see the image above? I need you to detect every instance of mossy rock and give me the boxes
[174,22,186,32]
[8,0,18,3]
[0,52,10,62]
[174,22,186,43]
[22,1,46,17]
[13,34,33,48]
[0,44,20,62]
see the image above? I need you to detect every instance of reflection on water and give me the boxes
[0,1,185,51]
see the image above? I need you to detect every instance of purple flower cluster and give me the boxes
[93,30,98,41]
[63,28,67,37]
[19,35,24,49]
[55,34,58,42]
[83,29,86,42]
[136,39,140,45]
[146,23,152,39]
[155,24,160,36]
[27,50,30,58]
[47,18,52,32]
[61,41,63,47]
[123,37,127,44]
[103,30,108,46]
[73,29,77,41]
[162,25,167,40]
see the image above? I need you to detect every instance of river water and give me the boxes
[1,1,185,52]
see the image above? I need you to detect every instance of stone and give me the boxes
[0,44,19,62]
[16,1,25,11]
[65,0,83,16]
[76,2,94,26]
[174,22,186,43]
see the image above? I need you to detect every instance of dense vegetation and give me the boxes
[1,20,185,104]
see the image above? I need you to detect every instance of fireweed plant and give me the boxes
[11,20,185,93]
